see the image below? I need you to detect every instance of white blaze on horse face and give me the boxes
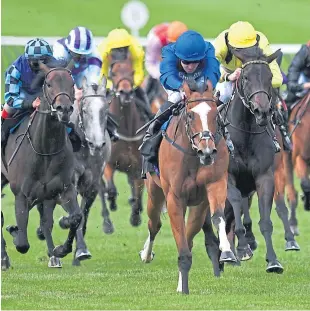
[87,98,105,146]
[191,102,211,131]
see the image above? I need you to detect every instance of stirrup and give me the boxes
[274,139,281,153]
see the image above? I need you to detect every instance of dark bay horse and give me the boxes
[221,47,284,273]
[102,59,146,226]
[36,77,113,267]
[1,62,86,269]
[288,92,310,213]
[139,82,236,294]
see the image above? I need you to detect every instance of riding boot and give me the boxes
[274,106,292,152]
[217,111,235,156]
[107,114,119,142]
[267,120,281,153]
[66,124,82,153]
[135,87,155,120]
[140,101,175,178]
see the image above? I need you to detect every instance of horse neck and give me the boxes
[110,98,140,137]
[30,101,67,154]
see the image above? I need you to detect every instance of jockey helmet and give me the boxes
[167,21,188,43]
[175,30,206,62]
[228,21,257,48]
[107,29,132,49]
[24,38,53,59]
[65,26,94,55]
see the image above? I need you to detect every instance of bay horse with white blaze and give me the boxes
[140,81,236,294]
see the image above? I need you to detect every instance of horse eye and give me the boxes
[47,83,51,88]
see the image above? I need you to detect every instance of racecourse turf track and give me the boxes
[1,0,310,309]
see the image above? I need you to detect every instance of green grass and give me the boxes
[2,0,310,43]
[1,172,310,310]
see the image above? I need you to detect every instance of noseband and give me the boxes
[236,60,273,114]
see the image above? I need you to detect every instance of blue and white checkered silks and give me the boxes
[65,26,94,55]
[24,38,53,59]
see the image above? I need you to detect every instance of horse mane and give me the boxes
[30,58,68,90]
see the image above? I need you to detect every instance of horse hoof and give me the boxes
[75,248,92,261]
[130,213,142,227]
[1,256,11,271]
[53,245,72,258]
[6,225,18,236]
[59,216,70,229]
[15,243,30,254]
[285,241,301,251]
[266,260,284,274]
[48,256,62,268]
[290,225,300,236]
[220,251,237,263]
[36,227,45,241]
[238,245,253,261]
[139,250,155,263]
[103,220,114,235]
[72,258,81,266]
[248,240,258,251]
[109,202,117,212]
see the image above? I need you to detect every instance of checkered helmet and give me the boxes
[24,38,53,59]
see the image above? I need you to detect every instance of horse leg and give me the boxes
[166,192,191,294]
[37,201,62,268]
[242,196,258,251]
[274,166,300,251]
[283,151,299,235]
[99,178,114,234]
[1,211,10,270]
[207,178,236,263]
[256,172,284,273]
[227,182,253,261]
[295,156,310,211]
[128,176,144,227]
[201,209,223,276]
[72,191,95,265]
[8,194,30,254]
[139,178,165,263]
[53,184,83,258]
[104,164,118,211]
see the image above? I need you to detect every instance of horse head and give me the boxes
[231,46,281,126]
[33,61,75,123]
[183,80,219,165]
[109,58,135,106]
[79,76,109,155]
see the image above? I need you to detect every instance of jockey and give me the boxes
[1,38,80,152]
[145,21,188,102]
[140,30,222,177]
[286,41,310,110]
[213,21,290,152]
[98,28,154,121]
[53,26,119,141]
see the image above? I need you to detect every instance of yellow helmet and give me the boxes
[107,28,132,49]
[227,21,257,48]
[167,21,188,43]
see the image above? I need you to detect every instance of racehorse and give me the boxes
[102,59,146,226]
[286,92,310,220]
[220,47,284,273]
[36,77,113,267]
[1,62,86,269]
[139,81,236,294]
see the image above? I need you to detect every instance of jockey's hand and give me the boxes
[74,85,83,102]
[32,97,41,108]
[228,68,242,81]
[303,82,310,90]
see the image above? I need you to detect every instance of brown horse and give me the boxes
[103,59,146,226]
[287,92,310,219]
[139,82,236,294]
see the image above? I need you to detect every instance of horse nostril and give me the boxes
[56,106,63,113]
[100,142,106,148]
[212,148,217,156]
[197,150,204,157]
[88,141,94,149]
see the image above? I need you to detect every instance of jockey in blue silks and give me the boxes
[140,30,221,178]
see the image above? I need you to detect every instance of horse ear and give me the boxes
[99,75,107,94]
[230,48,245,63]
[182,81,191,98]
[266,49,282,64]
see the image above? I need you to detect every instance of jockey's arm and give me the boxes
[287,45,309,93]
[2,65,34,119]
[145,35,162,79]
